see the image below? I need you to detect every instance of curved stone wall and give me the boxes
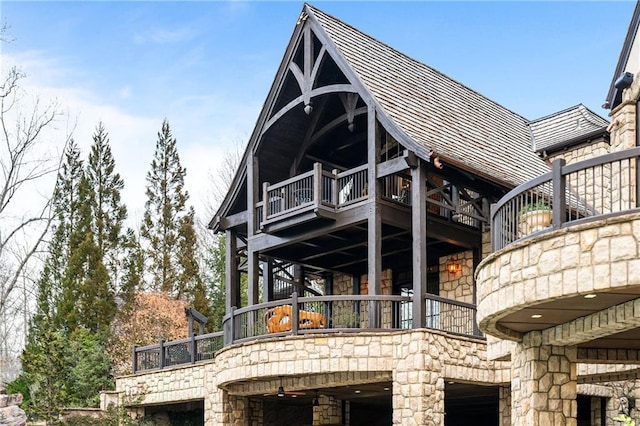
[116,330,508,425]
[476,212,640,341]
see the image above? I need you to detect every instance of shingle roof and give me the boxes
[307,5,551,188]
[529,104,609,153]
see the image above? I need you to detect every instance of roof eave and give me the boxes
[605,1,640,109]
[534,128,610,157]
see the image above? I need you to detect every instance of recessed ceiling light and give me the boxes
[448,381,455,384]
[291,395,297,398]
[531,314,542,319]
[383,387,390,391]
[354,390,361,394]
[584,294,597,299]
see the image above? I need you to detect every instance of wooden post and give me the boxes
[224,307,236,345]
[131,345,137,373]
[191,335,197,364]
[552,158,566,229]
[366,106,381,327]
[313,162,322,204]
[158,339,165,369]
[247,249,259,339]
[263,182,270,221]
[291,292,299,335]
[263,258,274,302]
[412,160,427,328]
[332,169,339,206]
[225,230,239,312]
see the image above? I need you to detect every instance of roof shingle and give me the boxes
[308,5,551,187]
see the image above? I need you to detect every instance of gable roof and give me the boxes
[529,104,609,154]
[210,4,582,229]
[306,5,550,188]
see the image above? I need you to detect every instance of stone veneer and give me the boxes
[115,330,508,425]
[477,212,640,342]
[510,332,577,426]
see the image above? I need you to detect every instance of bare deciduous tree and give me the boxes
[0,64,70,384]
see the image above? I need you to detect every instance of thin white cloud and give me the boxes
[3,48,256,228]
[133,27,198,45]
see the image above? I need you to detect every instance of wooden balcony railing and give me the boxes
[256,163,369,228]
[132,293,481,373]
[491,147,640,251]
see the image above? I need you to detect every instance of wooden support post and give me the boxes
[225,230,239,312]
[332,169,339,206]
[314,162,322,203]
[191,335,197,364]
[412,160,427,328]
[158,339,165,369]
[247,249,259,336]
[291,292,299,335]
[366,105,381,328]
[552,158,566,229]
[132,345,137,373]
[263,258,274,302]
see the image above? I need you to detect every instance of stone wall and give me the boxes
[477,212,640,342]
[439,250,474,304]
[117,330,500,425]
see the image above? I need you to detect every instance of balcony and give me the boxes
[132,293,481,373]
[254,163,416,234]
[477,147,640,345]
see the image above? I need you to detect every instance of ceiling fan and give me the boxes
[263,376,306,397]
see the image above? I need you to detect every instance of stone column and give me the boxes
[511,331,577,426]
[313,395,342,425]
[209,389,248,426]
[248,398,264,426]
[393,371,444,425]
[499,385,511,426]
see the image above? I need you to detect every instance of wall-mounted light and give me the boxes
[446,259,461,274]
[312,390,319,407]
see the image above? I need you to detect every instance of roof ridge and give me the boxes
[576,104,610,127]
[305,4,529,124]
[528,104,586,124]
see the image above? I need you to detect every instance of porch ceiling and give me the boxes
[497,289,640,349]
[263,218,471,276]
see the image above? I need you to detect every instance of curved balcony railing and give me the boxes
[132,293,481,372]
[491,147,640,251]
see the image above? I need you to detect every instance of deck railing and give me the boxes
[258,163,368,227]
[132,331,223,373]
[492,147,640,251]
[132,293,481,372]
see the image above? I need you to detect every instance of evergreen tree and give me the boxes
[47,141,85,331]
[86,123,128,291]
[202,234,227,330]
[119,229,144,312]
[140,120,204,301]
[15,142,84,421]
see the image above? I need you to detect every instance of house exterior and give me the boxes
[112,3,640,425]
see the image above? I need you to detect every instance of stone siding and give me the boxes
[117,330,499,425]
[477,212,640,342]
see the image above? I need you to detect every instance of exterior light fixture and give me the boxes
[354,390,361,394]
[584,294,597,299]
[531,314,542,319]
[312,390,319,407]
[446,259,461,274]
[277,376,285,397]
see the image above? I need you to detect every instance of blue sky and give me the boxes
[1,1,636,223]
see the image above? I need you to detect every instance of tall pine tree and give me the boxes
[86,122,128,291]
